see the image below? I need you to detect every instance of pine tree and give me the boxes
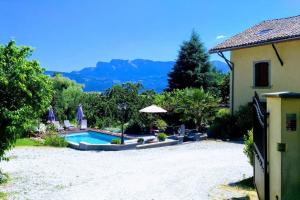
[167,31,213,91]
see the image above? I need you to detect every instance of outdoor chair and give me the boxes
[54,121,64,132]
[64,120,75,130]
[80,120,87,130]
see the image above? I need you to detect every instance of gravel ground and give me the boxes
[0,140,252,200]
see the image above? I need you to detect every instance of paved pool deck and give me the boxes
[0,140,252,200]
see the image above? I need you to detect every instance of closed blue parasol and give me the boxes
[48,106,55,123]
[76,104,84,123]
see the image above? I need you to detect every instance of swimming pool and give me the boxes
[65,131,127,145]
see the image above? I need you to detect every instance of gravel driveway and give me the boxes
[0,140,252,200]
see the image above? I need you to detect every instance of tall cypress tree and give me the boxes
[167,31,213,91]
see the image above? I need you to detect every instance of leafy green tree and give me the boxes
[103,83,142,122]
[51,74,83,121]
[167,31,215,91]
[0,41,53,160]
[219,73,230,104]
[80,92,105,127]
[175,88,219,130]
[156,88,219,130]
[155,90,183,126]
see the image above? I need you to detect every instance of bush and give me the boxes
[24,120,40,137]
[209,103,253,139]
[111,138,121,144]
[157,133,167,141]
[125,121,144,134]
[44,134,68,147]
[209,108,237,139]
[154,119,168,130]
[137,138,144,144]
[46,123,56,133]
[236,103,253,136]
[243,129,254,166]
[0,171,9,185]
[95,117,112,129]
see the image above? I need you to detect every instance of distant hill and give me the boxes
[211,60,229,73]
[45,59,227,92]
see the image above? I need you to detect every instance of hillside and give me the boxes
[46,59,228,92]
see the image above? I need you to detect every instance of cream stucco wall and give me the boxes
[266,97,282,199]
[266,96,300,200]
[280,98,300,200]
[231,40,300,111]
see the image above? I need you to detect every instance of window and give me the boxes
[254,61,270,87]
[256,28,273,36]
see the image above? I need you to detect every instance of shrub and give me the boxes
[95,117,112,129]
[243,129,254,167]
[137,138,144,144]
[157,133,167,141]
[236,103,253,137]
[0,171,9,185]
[125,121,144,134]
[209,103,253,139]
[111,138,121,144]
[24,120,40,137]
[208,108,237,139]
[154,119,168,130]
[44,134,68,147]
[46,123,56,133]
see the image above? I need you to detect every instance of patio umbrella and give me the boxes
[139,105,167,113]
[139,105,167,134]
[48,106,55,123]
[76,104,84,124]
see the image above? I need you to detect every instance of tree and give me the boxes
[103,83,143,125]
[175,88,219,130]
[167,31,215,91]
[0,41,53,160]
[155,88,219,130]
[51,74,83,121]
[79,92,106,127]
[219,73,230,104]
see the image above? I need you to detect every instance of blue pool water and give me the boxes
[65,131,126,144]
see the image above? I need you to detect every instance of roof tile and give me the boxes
[209,15,300,53]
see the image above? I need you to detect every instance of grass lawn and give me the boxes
[15,138,43,147]
[0,191,8,200]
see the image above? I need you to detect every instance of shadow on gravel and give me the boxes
[228,177,255,191]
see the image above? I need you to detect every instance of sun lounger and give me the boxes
[54,121,64,132]
[64,120,75,130]
[185,130,206,141]
[142,136,156,143]
[80,120,87,130]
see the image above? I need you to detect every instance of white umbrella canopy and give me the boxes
[139,105,167,113]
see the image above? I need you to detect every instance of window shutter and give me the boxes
[255,62,269,87]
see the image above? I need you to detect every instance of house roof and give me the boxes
[209,15,300,53]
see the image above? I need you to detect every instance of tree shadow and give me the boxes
[228,176,255,191]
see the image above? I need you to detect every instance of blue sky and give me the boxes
[0,0,299,72]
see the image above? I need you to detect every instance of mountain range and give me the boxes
[45,59,228,92]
